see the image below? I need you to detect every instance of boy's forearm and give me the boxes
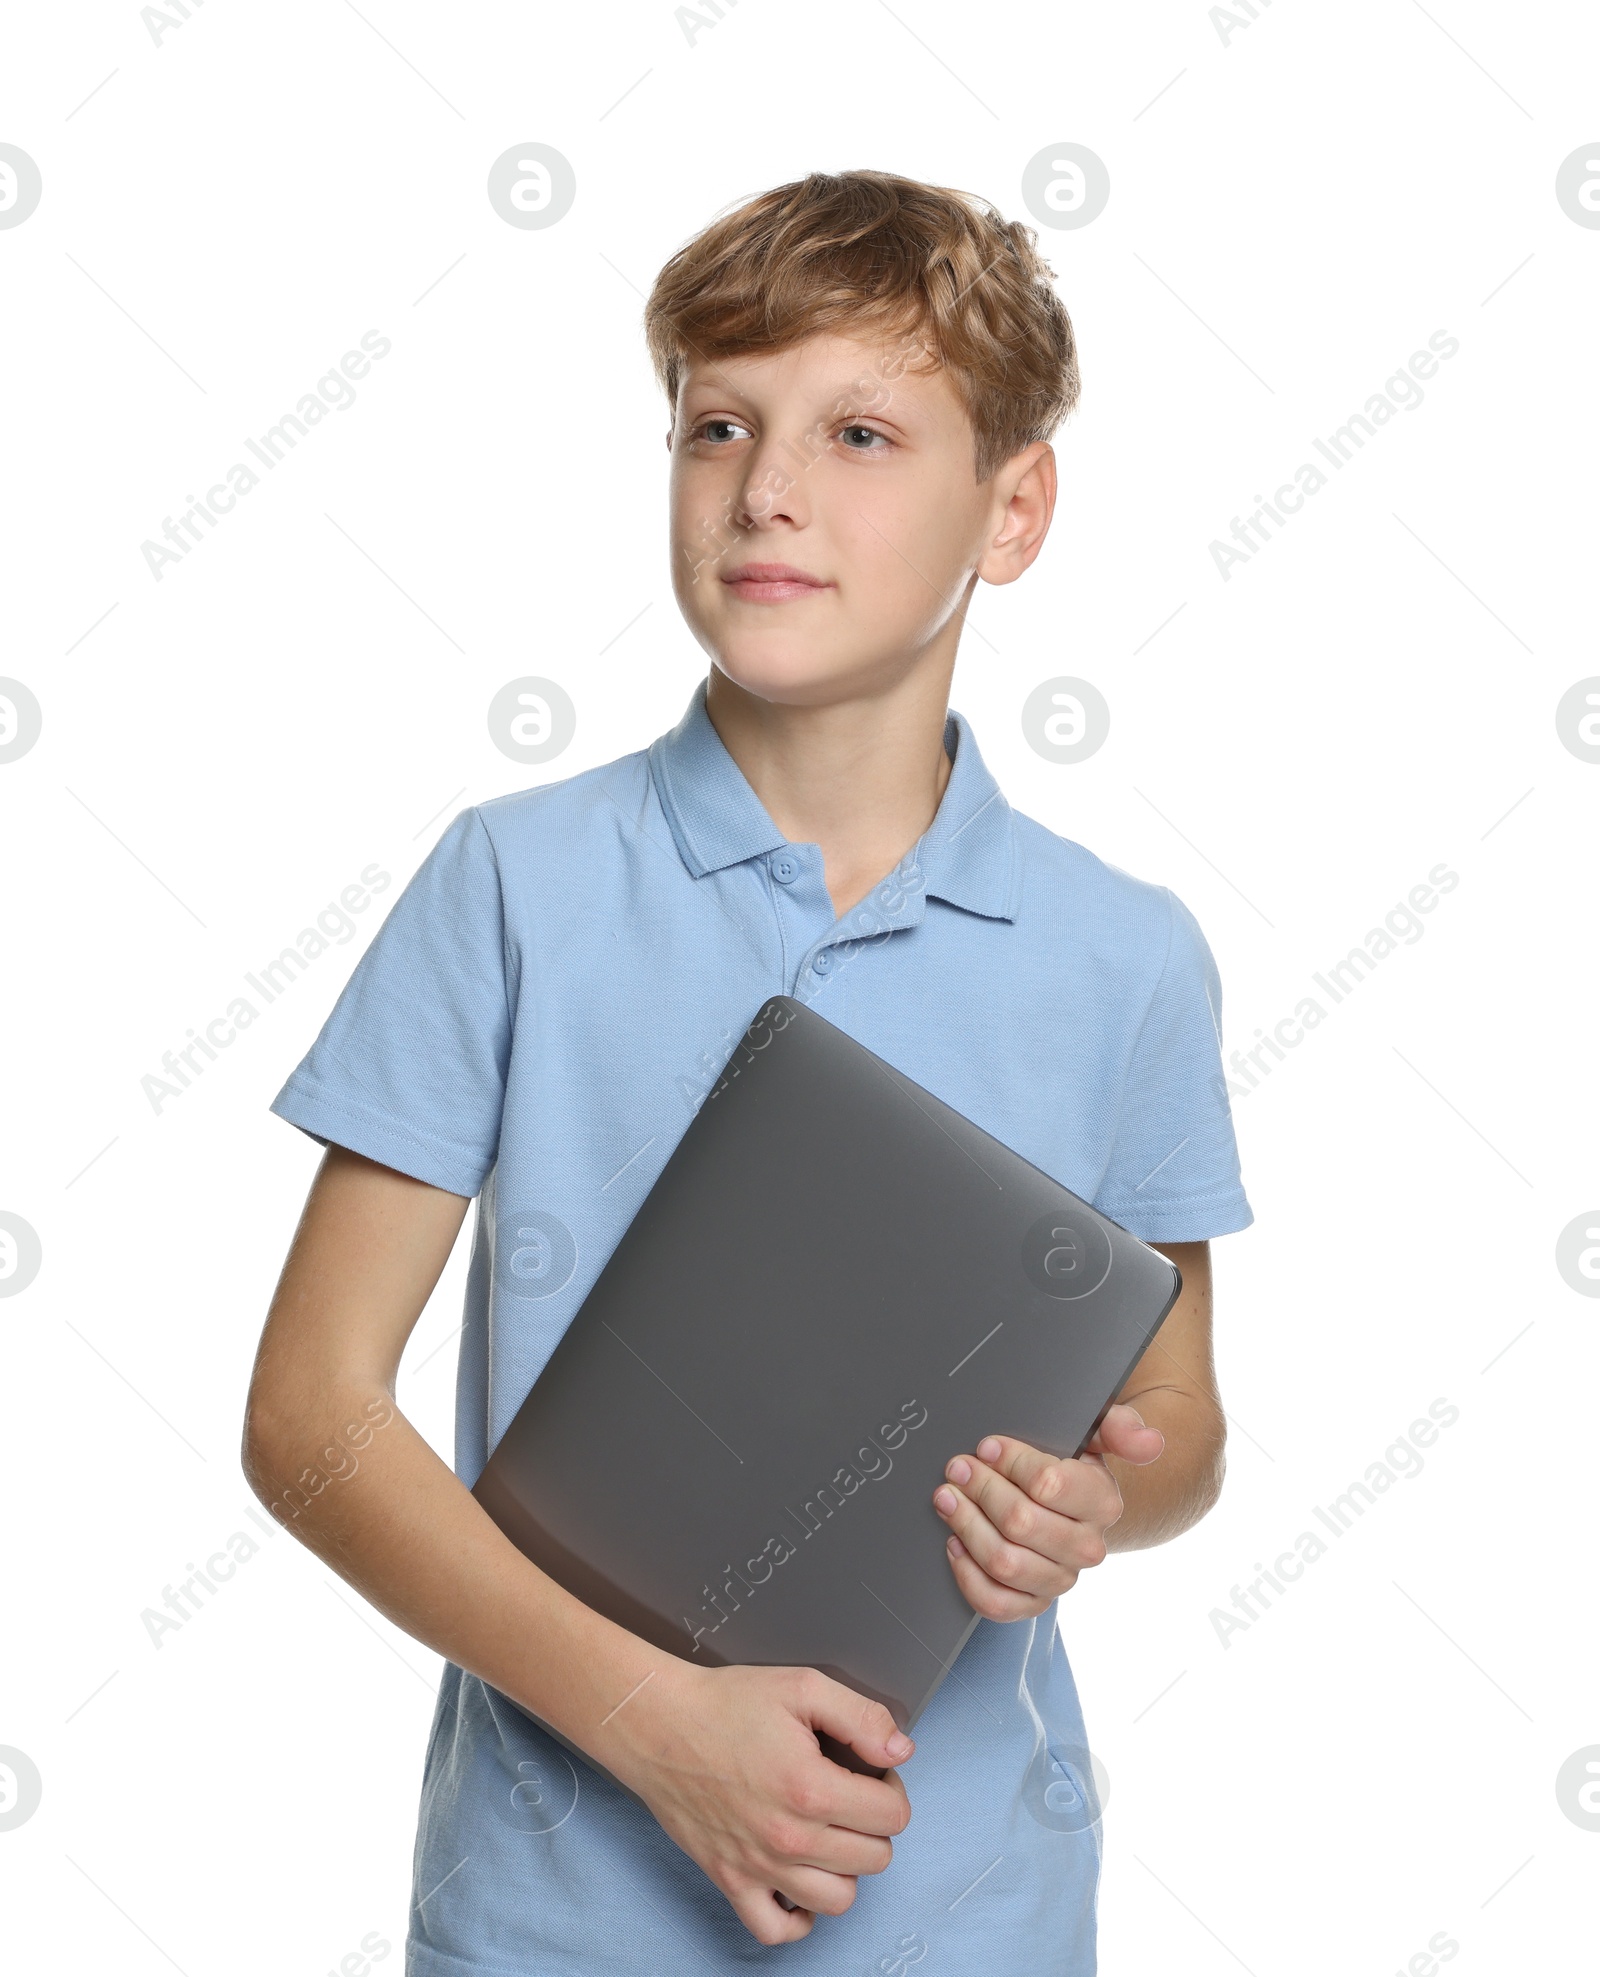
[1098,1388,1225,1552]
[242,1385,694,1769]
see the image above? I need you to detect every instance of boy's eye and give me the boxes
[691,418,752,445]
[686,418,890,452]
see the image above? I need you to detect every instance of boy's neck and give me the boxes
[703,664,955,923]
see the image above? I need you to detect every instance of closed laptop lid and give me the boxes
[473,994,1181,1734]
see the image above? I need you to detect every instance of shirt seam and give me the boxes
[468,804,517,1045]
[284,1062,494,1170]
[1096,1181,1250,1209]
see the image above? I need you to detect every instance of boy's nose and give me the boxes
[735,444,811,528]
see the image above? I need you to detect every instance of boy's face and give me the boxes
[667,330,1053,705]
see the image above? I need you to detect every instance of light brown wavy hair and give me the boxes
[643,168,1080,483]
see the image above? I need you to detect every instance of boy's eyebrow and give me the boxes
[678,372,757,407]
[678,370,931,423]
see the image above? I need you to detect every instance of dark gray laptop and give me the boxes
[473,994,1181,1786]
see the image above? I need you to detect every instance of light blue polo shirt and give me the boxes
[270,675,1252,1976]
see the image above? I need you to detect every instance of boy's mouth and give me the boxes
[721,561,831,603]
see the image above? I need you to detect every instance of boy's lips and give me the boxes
[721,562,831,602]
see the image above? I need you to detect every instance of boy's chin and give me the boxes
[707,649,874,708]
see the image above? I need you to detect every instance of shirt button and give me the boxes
[812,950,833,974]
[770,853,798,884]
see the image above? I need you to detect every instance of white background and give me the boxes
[2,2,1597,1972]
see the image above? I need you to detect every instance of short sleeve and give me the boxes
[268,807,511,1198]
[1092,887,1254,1243]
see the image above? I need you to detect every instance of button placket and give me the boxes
[765,845,833,994]
[796,853,930,991]
[771,840,935,996]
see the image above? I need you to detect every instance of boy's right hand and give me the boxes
[603,1661,915,1945]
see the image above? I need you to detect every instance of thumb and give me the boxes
[1086,1402,1165,1462]
[796,1672,915,1768]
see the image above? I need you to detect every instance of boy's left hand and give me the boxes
[932,1406,1165,1620]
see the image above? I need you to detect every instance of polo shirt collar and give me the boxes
[648,678,1018,922]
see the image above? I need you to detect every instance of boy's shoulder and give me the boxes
[1006,802,1179,959]
[470,742,658,857]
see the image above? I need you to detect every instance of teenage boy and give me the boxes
[246,168,1252,1974]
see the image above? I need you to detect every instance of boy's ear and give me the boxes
[979,441,1057,588]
